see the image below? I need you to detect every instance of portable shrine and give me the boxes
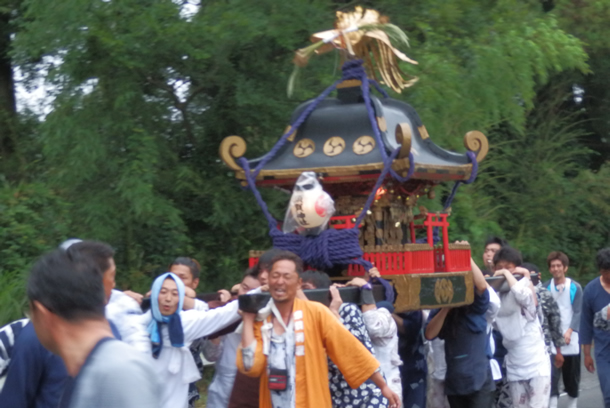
[219,7,489,311]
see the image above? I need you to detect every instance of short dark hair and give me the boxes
[485,236,508,248]
[170,257,201,280]
[301,270,331,289]
[522,262,540,285]
[596,248,610,271]
[269,250,304,276]
[258,248,285,272]
[522,262,540,274]
[27,249,106,321]
[547,251,569,268]
[493,246,523,267]
[67,241,115,273]
[243,267,259,280]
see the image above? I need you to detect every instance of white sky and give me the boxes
[14,65,54,117]
[14,1,201,119]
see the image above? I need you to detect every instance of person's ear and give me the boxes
[192,278,200,289]
[32,300,51,317]
[30,300,55,330]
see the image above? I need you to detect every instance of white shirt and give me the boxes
[242,301,297,408]
[107,289,263,408]
[429,338,447,381]
[206,332,241,408]
[485,287,502,381]
[106,290,151,353]
[140,300,242,408]
[495,278,550,381]
[549,278,580,355]
[193,298,210,311]
[362,308,403,396]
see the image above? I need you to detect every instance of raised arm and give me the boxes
[181,300,241,343]
[183,297,210,311]
[236,313,267,377]
[485,286,501,324]
[471,258,489,295]
[105,292,151,354]
[496,268,536,315]
[493,268,518,288]
[346,277,377,312]
[112,312,153,354]
[424,308,450,340]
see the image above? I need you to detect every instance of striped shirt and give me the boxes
[0,318,29,377]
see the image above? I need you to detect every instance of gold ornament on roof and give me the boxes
[323,137,346,156]
[294,139,315,158]
[289,6,418,95]
[353,136,376,155]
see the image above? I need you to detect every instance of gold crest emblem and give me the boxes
[293,139,315,158]
[323,137,346,156]
[353,136,376,155]
[434,278,454,304]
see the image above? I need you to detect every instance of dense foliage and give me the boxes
[0,0,608,325]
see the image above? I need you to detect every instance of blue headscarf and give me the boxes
[147,272,185,358]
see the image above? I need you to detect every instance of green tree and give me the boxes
[551,0,610,168]
[447,78,610,284]
[0,182,71,323]
[0,0,601,327]
[0,0,26,178]
[10,0,335,292]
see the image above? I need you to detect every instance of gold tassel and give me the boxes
[291,6,418,94]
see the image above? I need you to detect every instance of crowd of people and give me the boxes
[0,238,609,408]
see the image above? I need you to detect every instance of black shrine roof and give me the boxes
[221,85,488,187]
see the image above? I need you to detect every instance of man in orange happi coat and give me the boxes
[237,250,400,408]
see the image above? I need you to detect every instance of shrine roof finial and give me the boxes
[289,6,418,95]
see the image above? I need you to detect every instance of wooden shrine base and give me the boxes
[390,270,474,312]
[136,271,512,314]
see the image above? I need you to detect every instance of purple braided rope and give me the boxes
[242,59,414,227]
[269,227,365,270]
[369,79,389,98]
[465,151,479,184]
[239,157,278,229]
[238,59,417,274]
[443,151,479,211]
[359,66,417,184]
[372,277,395,304]
[250,78,343,179]
[347,259,394,303]
[250,59,372,180]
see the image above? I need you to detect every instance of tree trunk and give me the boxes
[0,11,15,159]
